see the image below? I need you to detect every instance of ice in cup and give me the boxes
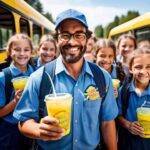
[45,93,72,136]
[11,76,28,91]
[112,79,120,89]
[137,107,150,138]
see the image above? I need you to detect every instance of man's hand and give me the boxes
[39,116,65,141]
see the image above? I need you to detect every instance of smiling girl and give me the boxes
[116,34,137,75]
[34,34,57,69]
[117,48,150,150]
[96,38,125,83]
[0,33,34,149]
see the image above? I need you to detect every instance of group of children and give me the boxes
[0,33,57,149]
[85,34,150,150]
[0,32,149,150]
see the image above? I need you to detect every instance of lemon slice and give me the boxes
[54,110,69,131]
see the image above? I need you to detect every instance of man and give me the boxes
[13,9,118,150]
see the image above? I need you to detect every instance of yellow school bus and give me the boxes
[0,0,55,64]
[109,12,150,41]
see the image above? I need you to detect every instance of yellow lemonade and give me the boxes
[112,79,120,89]
[12,76,28,91]
[137,107,150,138]
[45,93,72,136]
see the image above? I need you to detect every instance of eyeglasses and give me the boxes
[58,32,87,42]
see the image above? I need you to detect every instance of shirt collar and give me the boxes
[9,63,34,77]
[129,80,150,96]
[37,58,43,68]
[111,64,117,79]
[55,55,93,77]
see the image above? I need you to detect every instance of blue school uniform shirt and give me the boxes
[110,64,117,79]
[33,57,43,70]
[36,57,43,68]
[0,63,34,124]
[118,80,150,121]
[13,56,118,150]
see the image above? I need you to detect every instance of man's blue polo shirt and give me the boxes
[14,56,118,150]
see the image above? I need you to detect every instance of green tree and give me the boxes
[44,12,54,23]
[104,22,117,38]
[35,1,43,13]
[101,10,140,37]
[24,0,34,5]
[24,0,43,13]
[24,0,37,8]
[94,25,104,38]
[24,0,54,22]
[119,11,139,24]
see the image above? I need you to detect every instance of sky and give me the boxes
[40,0,150,31]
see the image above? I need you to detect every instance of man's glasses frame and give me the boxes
[58,32,87,42]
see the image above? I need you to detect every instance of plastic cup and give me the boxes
[11,76,28,91]
[137,107,150,138]
[112,79,120,98]
[112,79,120,89]
[45,93,72,136]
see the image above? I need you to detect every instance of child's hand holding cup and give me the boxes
[112,79,120,98]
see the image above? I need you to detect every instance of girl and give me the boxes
[95,38,125,83]
[34,34,57,69]
[116,34,137,75]
[84,36,96,62]
[117,48,150,150]
[0,33,34,149]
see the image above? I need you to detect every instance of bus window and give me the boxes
[33,24,42,47]
[0,5,14,50]
[135,26,150,41]
[20,18,30,36]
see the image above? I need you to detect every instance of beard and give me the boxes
[59,44,86,63]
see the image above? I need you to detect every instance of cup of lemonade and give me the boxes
[112,79,120,97]
[45,93,72,136]
[11,76,28,91]
[137,107,150,138]
[112,79,120,89]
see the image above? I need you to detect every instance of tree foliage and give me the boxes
[94,11,140,38]
[94,25,104,38]
[35,1,43,14]
[43,12,54,23]
[24,0,54,22]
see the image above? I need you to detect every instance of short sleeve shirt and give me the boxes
[118,80,150,121]
[0,63,34,123]
[13,56,118,150]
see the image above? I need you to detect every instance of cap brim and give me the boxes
[55,17,88,30]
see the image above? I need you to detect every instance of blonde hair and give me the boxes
[95,38,116,61]
[39,34,57,52]
[7,33,33,55]
[128,47,150,70]
[117,33,137,49]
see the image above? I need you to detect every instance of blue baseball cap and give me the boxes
[55,9,88,30]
